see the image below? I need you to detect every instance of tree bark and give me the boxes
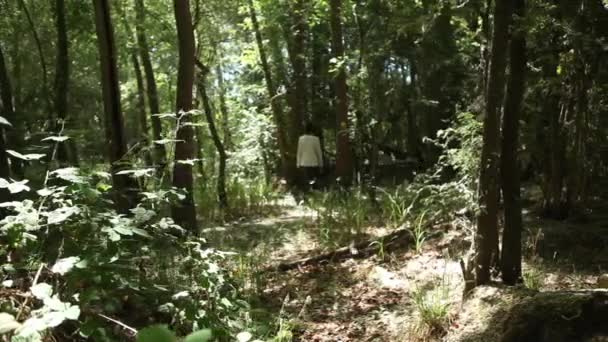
[53,0,77,165]
[330,0,354,186]
[171,0,198,232]
[18,0,53,126]
[131,51,153,167]
[196,63,229,210]
[500,0,526,285]
[93,0,139,213]
[216,62,230,149]
[407,60,420,157]
[247,0,293,183]
[284,0,308,130]
[475,0,512,285]
[0,45,12,205]
[135,0,167,172]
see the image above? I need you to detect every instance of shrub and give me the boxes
[0,168,249,341]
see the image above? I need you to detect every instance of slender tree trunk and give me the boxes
[407,60,420,157]
[475,0,512,285]
[18,0,53,126]
[135,0,166,172]
[196,63,229,209]
[216,63,231,149]
[0,43,23,179]
[285,0,308,130]
[0,45,12,205]
[330,0,353,186]
[93,0,139,213]
[119,5,153,168]
[53,0,77,165]
[132,52,153,167]
[0,129,9,205]
[500,0,526,285]
[171,0,198,232]
[247,0,293,184]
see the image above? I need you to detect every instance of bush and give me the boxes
[0,168,249,341]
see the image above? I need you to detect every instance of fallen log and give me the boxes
[271,228,442,272]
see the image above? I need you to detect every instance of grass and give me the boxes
[409,284,452,340]
[411,210,428,253]
[522,264,544,290]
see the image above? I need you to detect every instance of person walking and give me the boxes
[297,123,323,192]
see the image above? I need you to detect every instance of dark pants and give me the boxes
[299,167,321,192]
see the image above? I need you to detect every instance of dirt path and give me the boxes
[209,196,608,341]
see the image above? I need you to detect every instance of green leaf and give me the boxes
[46,206,80,225]
[0,116,12,127]
[184,329,212,342]
[236,331,252,342]
[41,136,70,142]
[136,325,176,342]
[0,313,21,334]
[51,257,81,275]
[6,150,46,161]
[51,167,86,183]
[7,180,30,194]
[31,283,53,300]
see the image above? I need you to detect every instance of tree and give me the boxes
[92,0,139,213]
[247,0,293,184]
[474,0,512,285]
[135,0,167,172]
[196,62,228,210]
[329,0,353,185]
[500,0,527,285]
[171,0,197,232]
[53,0,77,165]
[0,45,12,205]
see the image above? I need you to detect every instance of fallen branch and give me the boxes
[271,228,443,272]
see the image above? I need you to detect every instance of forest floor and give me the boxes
[208,194,608,342]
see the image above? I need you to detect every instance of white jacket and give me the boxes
[297,135,323,168]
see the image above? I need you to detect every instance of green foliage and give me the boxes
[136,325,212,342]
[410,280,452,339]
[522,265,543,291]
[433,112,483,185]
[306,188,375,248]
[0,169,249,341]
[411,211,429,253]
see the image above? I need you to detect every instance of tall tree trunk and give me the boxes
[247,0,293,184]
[284,0,308,130]
[119,5,153,168]
[216,62,230,149]
[18,0,53,126]
[500,0,527,285]
[196,63,229,209]
[0,43,23,180]
[330,0,353,186]
[474,0,512,285]
[0,129,9,205]
[171,0,197,232]
[53,0,77,165]
[93,0,139,213]
[407,60,420,157]
[132,52,153,167]
[135,0,166,172]
[0,45,12,205]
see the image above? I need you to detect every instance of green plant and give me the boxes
[523,265,544,290]
[136,325,212,342]
[410,283,451,339]
[0,168,250,341]
[411,211,429,253]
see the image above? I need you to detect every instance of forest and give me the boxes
[0,0,608,341]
